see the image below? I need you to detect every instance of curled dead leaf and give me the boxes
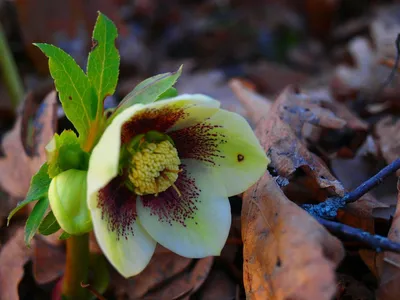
[242,86,345,300]
[0,228,33,300]
[256,86,345,196]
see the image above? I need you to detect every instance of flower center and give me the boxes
[128,140,181,196]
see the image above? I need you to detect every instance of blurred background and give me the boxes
[2,0,400,299]
[0,0,399,130]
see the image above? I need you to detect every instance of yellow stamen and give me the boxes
[128,140,181,195]
[171,182,182,197]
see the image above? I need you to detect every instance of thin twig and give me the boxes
[317,217,400,254]
[81,282,107,300]
[303,158,400,219]
[343,158,400,203]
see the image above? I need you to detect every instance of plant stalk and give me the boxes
[0,21,24,109]
[62,233,90,299]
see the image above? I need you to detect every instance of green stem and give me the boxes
[62,233,90,299]
[0,21,24,109]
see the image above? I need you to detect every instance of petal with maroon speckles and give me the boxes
[88,103,145,197]
[121,94,220,144]
[169,109,269,197]
[88,94,219,201]
[88,177,156,278]
[137,160,231,258]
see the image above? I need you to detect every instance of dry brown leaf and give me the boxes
[258,86,345,196]
[375,116,400,165]
[376,179,400,300]
[0,228,33,300]
[33,237,65,285]
[195,268,237,300]
[242,173,344,300]
[0,91,57,198]
[112,250,192,299]
[142,256,214,300]
[242,86,345,300]
[359,249,383,279]
[229,78,272,125]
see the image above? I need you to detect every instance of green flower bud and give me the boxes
[48,169,92,235]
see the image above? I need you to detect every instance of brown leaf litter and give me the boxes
[241,86,346,299]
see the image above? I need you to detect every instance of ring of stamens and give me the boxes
[128,140,181,196]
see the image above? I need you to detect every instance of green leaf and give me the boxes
[24,197,49,246]
[46,130,89,178]
[87,12,120,117]
[59,231,71,240]
[39,211,61,235]
[112,65,182,118]
[34,43,97,143]
[8,163,51,225]
[156,87,178,101]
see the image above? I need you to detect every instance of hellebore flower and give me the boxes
[87,94,269,277]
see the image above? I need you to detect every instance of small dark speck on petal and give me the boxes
[237,154,244,162]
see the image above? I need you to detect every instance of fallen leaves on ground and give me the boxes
[242,173,344,299]
[253,86,346,197]
[0,91,57,199]
[376,179,400,300]
[229,78,272,125]
[241,86,346,299]
[32,237,65,285]
[375,116,400,165]
[0,228,33,300]
[112,248,192,299]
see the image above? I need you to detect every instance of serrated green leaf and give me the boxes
[34,43,97,143]
[46,130,89,178]
[8,163,51,225]
[87,12,120,117]
[59,231,71,240]
[25,197,49,246]
[39,211,61,235]
[112,66,182,118]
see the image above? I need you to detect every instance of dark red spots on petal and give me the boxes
[98,176,137,240]
[169,122,227,165]
[121,106,187,144]
[140,165,200,227]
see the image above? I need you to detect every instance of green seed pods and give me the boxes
[48,169,92,235]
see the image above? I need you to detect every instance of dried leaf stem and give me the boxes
[317,217,400,254]
[303,158,400,219]
[0,21,24,109]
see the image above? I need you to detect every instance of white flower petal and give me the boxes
[89,188,156,278]
[87,104,144,208]
[170,109,269,197]
[137,159,231,258]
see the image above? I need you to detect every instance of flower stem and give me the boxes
[62,233,90,299]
